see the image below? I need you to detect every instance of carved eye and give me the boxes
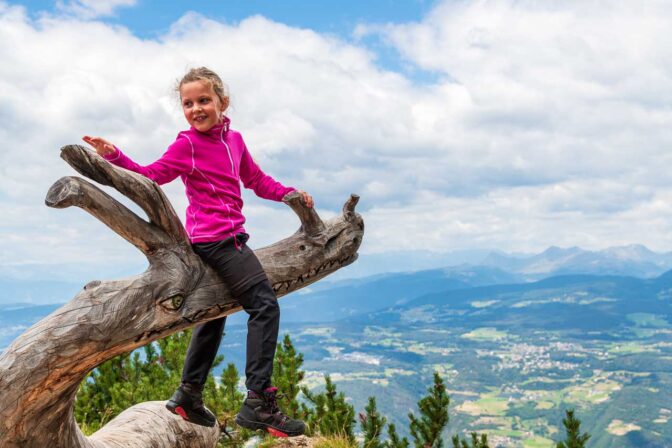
[159,293,185,311]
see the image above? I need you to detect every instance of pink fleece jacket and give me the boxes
[103,117,295,243]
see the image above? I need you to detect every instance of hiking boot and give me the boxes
[235,387,306,437]
[166,383,217,427]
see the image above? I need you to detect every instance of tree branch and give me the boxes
[283,191,327,246]
[61,145,188,245]
[45,176,165,255]
[89,402,219,448]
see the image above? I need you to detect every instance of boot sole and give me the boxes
[235,414,304,437]
[166,400,216,428]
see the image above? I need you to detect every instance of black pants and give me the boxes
[182,233,280,392]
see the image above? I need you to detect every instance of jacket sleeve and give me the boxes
[238,137,295,201]
[103,137,192,185]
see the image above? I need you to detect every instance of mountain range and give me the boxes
[2,244,671,308]
[480,244,672,280]
[1,245,672,446]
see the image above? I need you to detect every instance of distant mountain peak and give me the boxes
[479,244,672,279]
[600,244,656,260]
[540,246,583,257]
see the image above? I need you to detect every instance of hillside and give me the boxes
[2,264,671,447]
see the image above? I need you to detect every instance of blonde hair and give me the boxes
[177,67,230,112]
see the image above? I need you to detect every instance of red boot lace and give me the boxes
[263,388,289,425]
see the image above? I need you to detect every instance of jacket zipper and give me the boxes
[220,125,241,251]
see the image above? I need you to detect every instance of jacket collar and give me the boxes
[190,115,230,136]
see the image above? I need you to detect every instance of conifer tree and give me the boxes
[301,375,356,441]
[556,409,590,448]
[451,432,490,448]
[75,330,235,433]
[271,333,305,418]
[215,362,245,421]
[408,372,450,448]
[76,330,196,431]
[385,423,410,448]
[360,396,387,448]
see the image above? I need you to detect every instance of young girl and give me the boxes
[83,67,311,437]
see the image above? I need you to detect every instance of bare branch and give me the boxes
[342,194,360,222]
[283,191,327,246]
[45,176,164,255]
[60,145,188,245]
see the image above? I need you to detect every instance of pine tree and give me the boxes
[271,333,305,418]
[76,329,230,433]
[76,332,192,432]
[209,362,245,423]
[408,372,450,448]
[222,363,245,410]
[301,374,356,441]
[360,396,387,448]
[556,409,590,448]
[451,432,490,448]
[385,423,410,448]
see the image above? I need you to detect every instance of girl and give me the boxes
[83,67,310,437]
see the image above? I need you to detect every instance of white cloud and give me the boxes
[1,1,672,284]
[363,181,672,254]
[55,0,136,19]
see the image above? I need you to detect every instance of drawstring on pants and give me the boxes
[233,233,243,253]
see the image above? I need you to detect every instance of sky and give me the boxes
[1,0,672,283]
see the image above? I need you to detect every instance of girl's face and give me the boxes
[180,80,225,132]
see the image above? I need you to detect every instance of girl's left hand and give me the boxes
[296,190,314,208]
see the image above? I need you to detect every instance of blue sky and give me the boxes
[1,0,672,286]
[11,0,442,81]
[16,0,435,36]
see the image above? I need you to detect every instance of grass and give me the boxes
[424,363,458,379]
[460,328,509,342]
[607,419,642,436]
[520,376,574,386]
[562,372,622,405]
[626,313,669,328]
[522,436,555,447]
[299,327,336,337]
[470,300,499,308]
[314,435,358,448]
[535,401,554,410]
[383,368,416,377]
[256,434,357,448]
[608,342,659,355]
[455,390,509,416]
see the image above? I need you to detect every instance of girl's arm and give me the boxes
[239,139,313,207]
[82,135,191,185]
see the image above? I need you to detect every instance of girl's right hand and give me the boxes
[82,135,116,156]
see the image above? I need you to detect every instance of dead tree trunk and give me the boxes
[0,145,364,448]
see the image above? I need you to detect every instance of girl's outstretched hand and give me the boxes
[296,189,314,208]
[82,135,116,156]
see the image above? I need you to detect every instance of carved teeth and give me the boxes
[271,252,358,293]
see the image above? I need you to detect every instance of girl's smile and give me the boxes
[180,80,224,132]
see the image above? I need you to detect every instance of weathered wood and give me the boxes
[88,402,220,448]
[46,176,164,253]
[60,145,189,243]
[0,145,364,448]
